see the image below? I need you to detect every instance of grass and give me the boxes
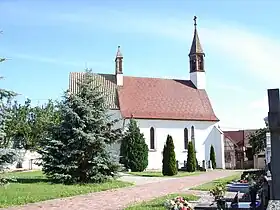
[127,171,202,177]
[125,193,200,210]
[0,170,133,208]
[190,172,242,191]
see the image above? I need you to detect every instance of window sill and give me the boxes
[149,149,157,152]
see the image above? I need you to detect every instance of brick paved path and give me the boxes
[5,170,238,210]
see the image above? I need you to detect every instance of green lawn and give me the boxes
[125,193,200,210]
[0,170,133,208]
[127,171,202,177]
[190,172,242,191]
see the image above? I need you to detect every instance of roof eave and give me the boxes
[122,116,219,122]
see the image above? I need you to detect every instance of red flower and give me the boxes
[182,207,191,210]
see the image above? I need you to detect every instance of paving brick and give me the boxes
[4,170,238,210]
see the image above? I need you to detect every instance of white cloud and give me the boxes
[4,53,107,68]
[5,4,280,86]
[50,8,280,87]
[3,3,280,81]
[249,96,268,110]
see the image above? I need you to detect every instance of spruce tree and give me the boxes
[210,145,216,169]
[0,45,18,185]
[119,119,148,172]
[186,141,196,172]
[162,135,177,176]
[39,69,123,184]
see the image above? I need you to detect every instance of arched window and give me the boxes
[184,128,188,150]
[191,59,196,71]
[191,126,195,149]
[150,127,155,150]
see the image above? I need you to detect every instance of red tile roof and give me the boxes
[223,131,244,146]
[118,76,219,121]
[69,73,219,121]
[223,129,257,147]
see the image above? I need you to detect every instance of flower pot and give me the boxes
[249,189,257,207]
[216,198,227,210]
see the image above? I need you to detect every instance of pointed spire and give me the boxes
[115,45,123,76]
[189,16,204,56]
[115,46,123,59]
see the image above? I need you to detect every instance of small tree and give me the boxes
[186,141,196,172]
[210,145,216,169]
[119,119,148,172]
[39,69,123,184]
[5,99,61,151]
[162,135,177,176]
[248,128,268,155]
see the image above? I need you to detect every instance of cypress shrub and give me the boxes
[162,135,178,176]
[119,119,149,172]
[186,141,196,172]
[210,145,217,169]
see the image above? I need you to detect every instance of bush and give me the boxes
[186,141,196,172]
[210,145,216,169]
[0,149,18,186]
[162,135,178,176]
[119,119,149,172]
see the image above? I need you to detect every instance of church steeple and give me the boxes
[115,46,123,74]
[189,16,206,89]
[115,46,123,86]
[189,16,205,73]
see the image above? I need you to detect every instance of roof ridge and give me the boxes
[69,72,191,81]
[123,75,191,81]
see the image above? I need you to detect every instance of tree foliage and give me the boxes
[248,127,268,155]
[0,34,19,185]
[162,135,177,176]
[4,99,61,150]
[210,145,216,169]
[119,119,148,172]
[186,141,196,172]
[39,69,123,184]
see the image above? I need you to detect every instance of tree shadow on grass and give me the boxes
[11,177,50,184]
[137,174,161,177]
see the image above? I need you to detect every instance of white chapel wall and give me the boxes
[90,110,225,171]
[132,119,222,170]
[204,126,225,169]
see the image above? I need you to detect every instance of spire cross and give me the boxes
[193,16,197,27]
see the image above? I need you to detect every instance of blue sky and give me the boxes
[0,0,278,130]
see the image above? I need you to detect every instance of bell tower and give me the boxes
[189,16,206,89]
[115,46,123,86]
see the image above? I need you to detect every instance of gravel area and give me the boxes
[118,172,177,185]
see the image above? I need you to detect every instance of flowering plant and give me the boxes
[164,196,193,210]
[209,183,226,201]
[239,179,248,183]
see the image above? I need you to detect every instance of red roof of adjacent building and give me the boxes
[223,130,258,147]
[118,76,219,121]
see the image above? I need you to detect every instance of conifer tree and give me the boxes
[162,135,177,176]
[186,141,196,172]
[0,39,18,185]
[210,145,216,169]
[39,69,123,184]
[119,119,148,172]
